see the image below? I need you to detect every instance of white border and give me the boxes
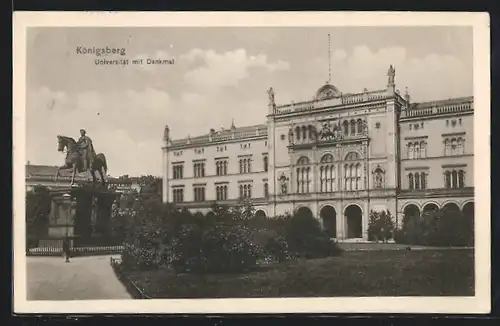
[13,11,491,314]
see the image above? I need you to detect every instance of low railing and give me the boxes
[27,245,124,257]
[110,257,151,299]
[169,126,267,148]
[401,99,473,118]
[275,90,388,114]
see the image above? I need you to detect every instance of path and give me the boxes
[27,255,132,300]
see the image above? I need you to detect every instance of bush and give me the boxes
[368,210,395,242]
[121,198,341,274]
[284,212,342,259]
[396,207,473,247]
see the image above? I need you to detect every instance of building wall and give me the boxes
[162,75,474,242]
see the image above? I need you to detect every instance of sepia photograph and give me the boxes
[13,12,490,314]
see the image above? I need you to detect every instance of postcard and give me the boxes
[13,11,490,314]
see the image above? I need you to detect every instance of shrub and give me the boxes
[396,207,473,247]
[368,210,395,242]
[284,213,342,258]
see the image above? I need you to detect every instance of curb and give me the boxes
[110,257,151,299]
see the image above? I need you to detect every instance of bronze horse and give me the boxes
[55,135,108,186]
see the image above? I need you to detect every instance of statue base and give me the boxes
[45,185,120,247]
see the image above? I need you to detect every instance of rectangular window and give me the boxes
[239,157,252,174]
[172,164,184,179]
[193,162,205,178]
[172,188,184,203]
[216,185,228,201]
[408,171,427,190]
[215,160,228,176]
[193,186,206,202]
[239,183,252,199]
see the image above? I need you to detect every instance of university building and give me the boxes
[161,66,474,241]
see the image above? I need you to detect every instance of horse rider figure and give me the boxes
[76,129,95,171]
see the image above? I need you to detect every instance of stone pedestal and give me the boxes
[45,184,120,247]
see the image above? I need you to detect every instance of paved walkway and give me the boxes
[27,255,132,300]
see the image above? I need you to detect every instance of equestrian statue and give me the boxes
[55,129,108,187]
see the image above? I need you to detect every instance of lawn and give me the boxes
[123,249,474,298]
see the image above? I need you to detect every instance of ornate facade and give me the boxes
[162,66,474,241]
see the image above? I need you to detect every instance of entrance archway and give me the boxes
[296,206,313,219]
[320,205,337,238]
[403,204,420,223]
[255,210,266,218]
[442,202,461,215]
[402,204,421,244]
[423,203,439,213]
[206,211,215,218]
[462,202,474,219]
[344,205,362,239]
[462,201,475,245]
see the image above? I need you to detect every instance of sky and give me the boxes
[26,27,473,176]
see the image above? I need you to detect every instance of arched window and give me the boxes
[451,138,458,155]
[458,170,465,188]
[421,173,427,190]
[458,138,465,155]
[296,156,310,194]
[264,182,269,198]
[357,119,363,134]
[445,171,451,188]
[415,173,420,190]
[263,156,268,172]
[296,126,301,140]
[420,141,426,158]
[239,184,244,198]
[408,143,414,159]
[301,126,307,140]
[355,163,361,190]
[320,154,335,192]
[343,121,349,136]
[409,173,414,190]
[350,120,356,135]
[344,164,349,190]
[445,139,451,156]
[308,125,313,139]
[223,161,227,175]
[345,152,360,161]
[452,170,458,188]
[415,142,420,159]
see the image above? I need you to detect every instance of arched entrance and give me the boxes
[423,203,439,213]
[296,206,313,219]
[344,205,362,239]
[206,211,215,218]
[462,202,474,219]
[442,202,461,214]
[320,205,337,238]
[255,209,266,218]
[462,201,475,245]
[403,204,420,224]
[402,204,421,244]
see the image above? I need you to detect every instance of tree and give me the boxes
[139,175,162,199]
[25,185,51,248]
[368,210,395,242]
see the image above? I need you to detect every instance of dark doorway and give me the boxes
[345,205,363,238]
[255,210,266,218]
[320,205,337,238]
[296,206,313,219]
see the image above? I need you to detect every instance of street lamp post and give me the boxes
[62,193,71,238]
